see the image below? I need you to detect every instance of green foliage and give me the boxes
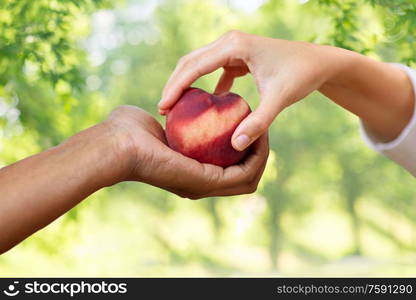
[0,0,109,88]
[317,0,416,64]
[0,0,112,152]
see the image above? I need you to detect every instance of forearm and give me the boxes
[319,47,414,142]
[0,122,125,253]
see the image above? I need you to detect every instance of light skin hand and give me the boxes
[159,30,414,149]
[0,105,268,253]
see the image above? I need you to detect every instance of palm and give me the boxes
[107,105,269,199]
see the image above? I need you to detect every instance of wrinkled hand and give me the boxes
[159,31,345,151]
[106,106,269,199]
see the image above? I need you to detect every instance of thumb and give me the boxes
[231,93,283,151]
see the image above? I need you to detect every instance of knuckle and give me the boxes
[242,174,260,193]
[247,183,258,194]
[178,55,189,67]
[203,167,221,187]
[265,148,270,159]
[109,105,141,119]
[243,174,254,185]
[176,192,197,200]
[190,63,202,78]
[179,56,200,76]
[251,180,260,192]
[177,189,206,200]
[224,30,247,49]
[176,193,188,199]
[112,105,129,113]
[188,194,203,200]
[225,30,244,41]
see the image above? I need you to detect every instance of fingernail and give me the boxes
[234,134,250,151]
[158,99,164,107]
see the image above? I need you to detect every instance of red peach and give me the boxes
[165,87,251,167]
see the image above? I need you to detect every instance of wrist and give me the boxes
[363,65,415,142]
[319,45,360,87]
[319,47,415,142]
[65,121,134,188]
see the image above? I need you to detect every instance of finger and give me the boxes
[157,148,226,194]
[220,132,269,188]
[159,47,231,111]
[196,135,269,198]
[235,132,269,181]
[214,65,249,95]
[159,42,220,110]
[249,133,270,184]
[153,130,269,199]
[214,69,236,95]
[159,29,249,112]
[163,134,269,199]
[231,87,286,151]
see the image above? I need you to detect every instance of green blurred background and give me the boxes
[0,0,415,276]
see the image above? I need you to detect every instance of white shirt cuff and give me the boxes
[360,63,416,176]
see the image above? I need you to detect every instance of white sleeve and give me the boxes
[360,63,416,177]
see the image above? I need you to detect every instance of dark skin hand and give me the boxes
[0,106,269,254]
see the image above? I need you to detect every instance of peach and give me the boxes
[165,87,251,167]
